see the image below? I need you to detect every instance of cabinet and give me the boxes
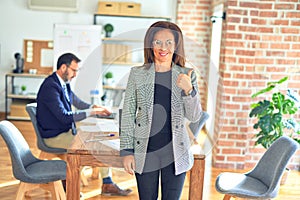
[5,73,47,120]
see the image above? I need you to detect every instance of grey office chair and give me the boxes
[215,136,299,200]
[26,102,95,186]
[0,120,66,200]
[188,111,209,138]
[25,103,67,156]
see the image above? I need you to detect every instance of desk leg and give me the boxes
[189,157,205,200]
[67,154,81,200]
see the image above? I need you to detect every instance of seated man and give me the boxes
[36,52,132,196]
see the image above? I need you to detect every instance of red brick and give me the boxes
[217,140,235,146]
[226,33,243,39]
[277,59,296,65]
[284,35,300,42]
[228,156,245,162]
[258,3,273,9]
[251,18,267,25]
[281,27,299,34]
[240,2,259,8]
[232,96,251,102]
[286,12,300,18]
[266,51,285,57]
[236,49,256,56]
[274,19,289,25]
[257,27,273,33]
[275,3,295,9]
[224,103,241,110]
[270,43,290,49]
[292,44,300,49]
[222,149,241,154]
[225,41,245,47]
[266,66,286,72]
[239,26,257,32]
[224,56,237,63]
[287,52,300,57]
[245,34,261,41]
[228,17,241,23]
[250,10,259,16]
[291,21,300,26]
[259,11,278,17]
[229,65,244,71]
[254,58,274,65]
[229,9,248,15]
[238,58,254,64]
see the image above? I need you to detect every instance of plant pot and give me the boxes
[280,168,290,185]
[105,78,113,85]
[105,31,112,38]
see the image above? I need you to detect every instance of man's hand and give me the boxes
[91,105,111,116]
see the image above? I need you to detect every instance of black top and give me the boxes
[148,70,172,152]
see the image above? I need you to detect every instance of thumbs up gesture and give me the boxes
[177,69,193,95]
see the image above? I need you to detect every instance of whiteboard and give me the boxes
[53,24,103,103]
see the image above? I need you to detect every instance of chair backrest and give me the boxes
[247,136,299,195]
[25,103,66,153]
[188,111,209,138]
[0,120,39,182]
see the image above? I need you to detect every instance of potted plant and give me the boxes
[249,76,300,184]
[250,76,300,148]
[104,23,114,38]
[104,71,113,85]
[21,85,27,95]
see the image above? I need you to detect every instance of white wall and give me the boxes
[0,0,176,111]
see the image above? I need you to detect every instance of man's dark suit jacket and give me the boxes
[36,72,90,138]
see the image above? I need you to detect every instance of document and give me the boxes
[99,139,120,151]
[80,117,118,132]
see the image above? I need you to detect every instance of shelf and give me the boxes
[6,73,48,78]
[102,38,143,43]
[5,73,46,121]
[7,116,30,121]
[103,61,143,66]
[103,85,126,90]
[94,14,171,24]
[7,94,37,100]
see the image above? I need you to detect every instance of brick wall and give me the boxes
[177,0,300,170]
[176,0,212,110]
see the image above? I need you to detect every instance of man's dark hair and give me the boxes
[57,53,81,70]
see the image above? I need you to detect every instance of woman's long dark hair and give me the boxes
[143,21,185,68]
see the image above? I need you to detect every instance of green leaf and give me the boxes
[249,100,273,117]
[266,76,288,86]
[251,85,275,98]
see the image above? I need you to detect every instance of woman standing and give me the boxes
[120,21,202,200]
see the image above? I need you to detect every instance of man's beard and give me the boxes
[62,70,69,82]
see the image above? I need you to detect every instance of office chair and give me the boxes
[188,111,209,138]
[215,136,299,200]
[0,120,66,200]
[26,103,91,186]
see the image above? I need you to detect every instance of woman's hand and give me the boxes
[122,155,135,175]
[177,69,193,95]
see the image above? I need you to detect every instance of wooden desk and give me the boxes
[66,130,205,200]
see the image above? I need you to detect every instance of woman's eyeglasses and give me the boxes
[152,39,175,48]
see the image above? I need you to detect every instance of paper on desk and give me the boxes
[80,118,118,132]
[81,117,99,124]
[99,139,120,151]
[96,119,118,132]
[79,125,101,132]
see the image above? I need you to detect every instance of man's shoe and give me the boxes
[101,183,132,196]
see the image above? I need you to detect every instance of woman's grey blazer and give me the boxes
[120,63,202,175]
